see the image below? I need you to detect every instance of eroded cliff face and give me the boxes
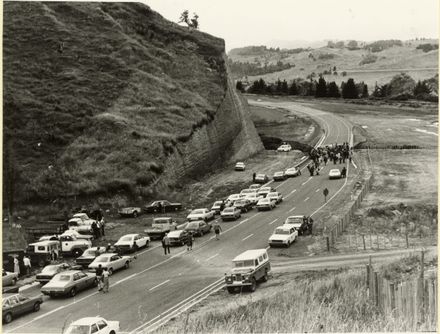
[3,1,262,203]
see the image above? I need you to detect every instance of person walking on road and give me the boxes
[186,232,194,251]
[214,224,222,240]
[96,264,103,292]
[252,172,256,182]
[23,255,31,277]
[162,235,171,255]
[102,268,109,293]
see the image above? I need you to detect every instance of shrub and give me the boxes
[359,54,378,65]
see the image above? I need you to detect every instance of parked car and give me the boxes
[2,293,43,324]
[26,240,61,264]
[245,193,261,205]
[41,270,97,297]
[285,167,301,177]
[68,213,97,235]
[118,207,142,218]
[273,171,287,181]
[114,234,150,253]
[145,217,178,240]
[233,199,253,213]
[240,188,257,196]
[60,229,93,241]
[184,220,212,237]
[36,263,71,285]
[277,144,292,152]
[268,224,298,247]
[2,270,18,286]
[234,162,246,171]
[166,230,189,246]
[144,200,182,213]
[75,247,107,268]
[266,192,283,204]
[256,198,276,211]
[254,174,269,184]
[284,215,313,235]
[257,186,274,198]
[226,194,241,204]
[249,184,261,191]
[220,207,242,221]
[88,253,132,275]
[224,249,270,293]
[211,201,226,215]
[329,169,342,179]
[187,208,214,222]
[63,317,120,334]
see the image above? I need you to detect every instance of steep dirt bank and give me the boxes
[3,2,262,211]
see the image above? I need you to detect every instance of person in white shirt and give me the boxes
[23,255,31,277]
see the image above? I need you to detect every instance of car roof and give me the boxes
[71,317,105,325]
[168,230,183,235]
[233,249,267,262]
[55,270,82,275]
[279,224,297,229]
[97,253,118,257]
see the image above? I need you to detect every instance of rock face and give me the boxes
[3,2,262,202]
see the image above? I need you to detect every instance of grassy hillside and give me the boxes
[4,2,229,203]
[228,40,438,87]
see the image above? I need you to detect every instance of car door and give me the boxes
[199,221,206,233]
[111,255,122,270]
[17,295,33,313]
[9,296,23,316]
[72,273,84,290]
[96,320,110,334]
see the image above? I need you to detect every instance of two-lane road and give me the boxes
[4,100,355,334]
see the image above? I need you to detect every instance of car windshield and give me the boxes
[286,217,303,223]
[223,208,234,212]
[256,174,265,178]
[259,199,269,203]
[274,229,290,235]
[120,236,132,242]
[213,201,222,205]
[56,275,71,281]
[186,222,199,229]
[154,219,169,224]
[241,189,252,194]
[168,232,180,237]
[41,266,58,274]
[234,200,245,205]
[267,193,277,197]
[275,172,283,176]
[234,260,255,268]
[63,325,91,334]
[191,210,204,215]
[259,187,270,192]
[95,255,110,262]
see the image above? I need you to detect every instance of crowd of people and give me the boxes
[307,142,352,177]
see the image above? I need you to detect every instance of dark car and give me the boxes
[144,200,183,214]
[233,199,253,213]
[254,174,269,184]
[75,247,107,268]
[166,230,189,246]
[3,293,43,324]
[184,220,212,237]
[36,263,71,285]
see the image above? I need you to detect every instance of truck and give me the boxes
[144,217,178,240]
[58,235,91,257]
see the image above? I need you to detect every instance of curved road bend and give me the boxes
[5,100,356,334]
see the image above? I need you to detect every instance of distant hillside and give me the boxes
[4,2,262,207]
[228,40,438,87]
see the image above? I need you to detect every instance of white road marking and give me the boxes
[269,218,278,225]
[242,233,254,241]
[285,189,297,199]
[149,279,170,291]
[315,188,320,192]
[304,197,310,202]
[205,253,219,262]
[288,207,296,212]
[238,218,249,225]
[301,177,312,186]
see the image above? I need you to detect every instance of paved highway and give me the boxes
[4,100,357,334]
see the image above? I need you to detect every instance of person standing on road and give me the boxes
[214,224,222,240]
[23,255,31,277]
[252,172,256,182]
[96,264,104,292]
[102,268,109,293]
[162,235,171,255]
[13,256,20,276]
[186,232,193,251]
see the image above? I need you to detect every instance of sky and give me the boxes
[143,0,438,51]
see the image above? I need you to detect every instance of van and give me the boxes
[26,241,60,265]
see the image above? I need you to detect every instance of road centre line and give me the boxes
[288,206,296,212]
[242,233,254,241]
[269,218,278,225]
[149,279,171,291]
[304,197,310,202]
[301,177,313,186]
[205,253,219,262]
[315,188,320,192]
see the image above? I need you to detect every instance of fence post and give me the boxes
[326,236,330,252]
[374,272,379,307]
[363,235,366,250]
[366,264,370,290]
[390,282,396,311]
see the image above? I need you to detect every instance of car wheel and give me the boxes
[108,268,113,276]
[133,211,138,218]
[109,331,116,334]
[249,278,257,292]
[125,261,130,269]
[227,287,236,294]
[69,287,77,297]
[11,278,17,286]
[33,302,41,312]
[93,278,98,287]
[73,249,83,257]
[4,312,12,324]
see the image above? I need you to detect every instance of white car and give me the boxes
[240,188,257,195]
[88,253,132,275]
[285,167,301,177]
[257,186,274,198]
[2,270,18,286]
[268,224,298,247]
[187,208,214,222]
[226,194,241,203]
[329,169,342,179]
[235,162,246,171]
[256,198,276,211]
[245,192,261,205]
[68,213,97,234]
[266,192,283,204]
[63,317,120,334]
[60,229,94,241]
[277,144,292,152]
[249,184,261,191]
[114,233,150,253]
